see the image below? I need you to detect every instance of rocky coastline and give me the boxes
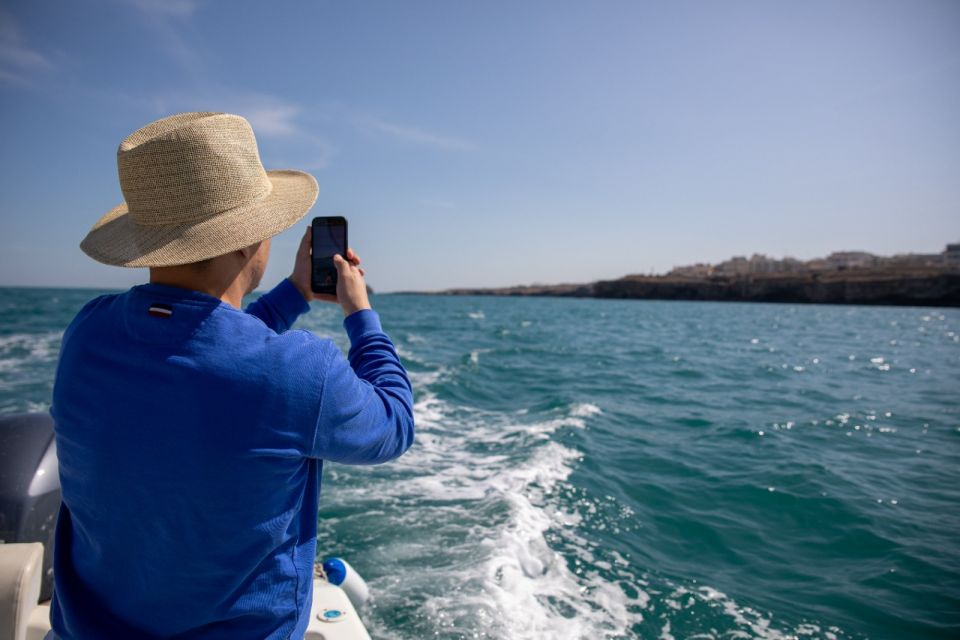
[404,267,960,307]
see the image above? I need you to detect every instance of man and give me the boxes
[47,112,415,639]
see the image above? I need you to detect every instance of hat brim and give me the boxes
[80,170,319,268]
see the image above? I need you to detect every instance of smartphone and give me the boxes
[311,216,348,295]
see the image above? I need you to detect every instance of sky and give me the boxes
[1,0,958,292]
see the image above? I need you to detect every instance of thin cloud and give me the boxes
[355,114,474,151]
[129,0,200,18]
[144,88,336,169]
[245,104,302,137]
[0,8,53,85]
[242,102,335,167]
[238,101,335,169]
[123,0,203,77]
[150,89,305,138]
[0,68,25,84]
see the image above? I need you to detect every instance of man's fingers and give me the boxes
[298,226,311,256]
[334,253,366,277]
[346,248,361,266]
[333,253,350,272]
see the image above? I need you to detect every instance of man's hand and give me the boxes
[332,251,372,317]
[288,226,370,316]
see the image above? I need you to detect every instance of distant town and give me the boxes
[409,243,960,307]
[666,243,960,278]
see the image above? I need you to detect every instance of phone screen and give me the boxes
[311,217,347,295]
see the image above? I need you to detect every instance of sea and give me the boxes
[1,286,958,640]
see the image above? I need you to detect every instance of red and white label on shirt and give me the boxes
[148,303,173,318]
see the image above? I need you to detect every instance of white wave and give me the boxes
[570,402,602,417]
[657,584,843,640]
[384,396,592,505]
[699,585,790,639]
[467,310,485,320]
[660,620,676,640]
[474,446,647,638]
[407,368,447,390]
[389,434,646,639]
[351,384,644,639]
[467,347,493,365]
[394,344,429,366]
[0,331,62,357]
[0,331,63,375]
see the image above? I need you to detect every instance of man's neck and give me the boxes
[149,269,248,309]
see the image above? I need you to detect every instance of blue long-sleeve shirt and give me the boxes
[48,277,414,639]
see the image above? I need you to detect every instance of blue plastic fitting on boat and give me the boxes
[322,557,347,586]
[321,557,370,608]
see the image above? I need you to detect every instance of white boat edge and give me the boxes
[0,542,372,640]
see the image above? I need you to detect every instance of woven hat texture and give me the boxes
[80,111,318,267]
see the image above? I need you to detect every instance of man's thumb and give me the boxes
[333,254,348,270]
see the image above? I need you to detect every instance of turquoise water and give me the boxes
[1,287,958,639]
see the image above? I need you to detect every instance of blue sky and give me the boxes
[1,0,958,292]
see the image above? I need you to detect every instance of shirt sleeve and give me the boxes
[311,309,415,464]
[244,278,310,333]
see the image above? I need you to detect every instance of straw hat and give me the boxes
[80,111,319,267]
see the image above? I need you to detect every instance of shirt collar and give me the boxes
[132,282,229,307]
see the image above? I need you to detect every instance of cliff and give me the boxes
[413,268,960,307]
